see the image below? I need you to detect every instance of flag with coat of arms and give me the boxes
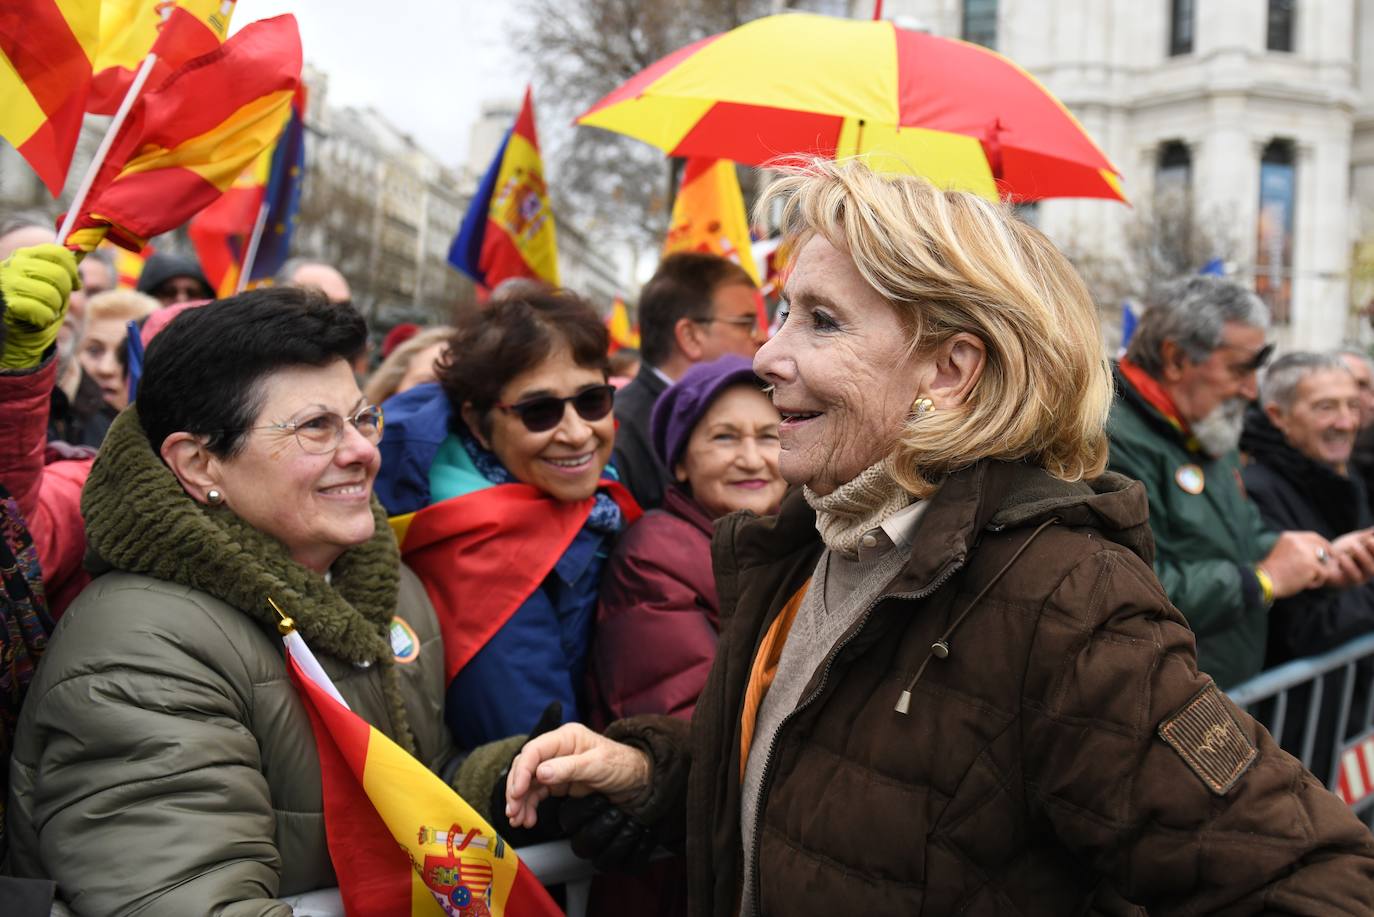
[449,87,559,291]
[278,602,562,917]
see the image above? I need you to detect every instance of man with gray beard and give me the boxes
[1108,276,1336,688]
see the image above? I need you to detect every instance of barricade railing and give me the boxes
[1227,630,1374,828]
[279,841,597,917]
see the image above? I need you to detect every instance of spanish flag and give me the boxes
[64,14,301,254]
[189,85,307,296]
[663,157,759,285]
[606,295,640,353]
[0,0,99,196]
[449,87,559,290]
[89,0,237,114]
[282,625,562,917]
[390,480,640,683]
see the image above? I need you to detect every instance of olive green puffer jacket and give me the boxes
[6,410,509,916]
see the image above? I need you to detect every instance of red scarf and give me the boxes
[1119,356,1188,434]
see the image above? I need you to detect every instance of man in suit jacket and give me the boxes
[614,253,761,509]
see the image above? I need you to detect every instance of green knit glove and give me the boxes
[0,243,78,370]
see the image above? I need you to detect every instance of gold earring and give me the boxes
[913,397,935,415]
[206,488,224,505]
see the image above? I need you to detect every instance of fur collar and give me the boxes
[81,409,415,752]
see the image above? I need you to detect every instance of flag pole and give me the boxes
[57,53,160,245]
[235,201,271,294]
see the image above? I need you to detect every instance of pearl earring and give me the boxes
[206,488,224,505]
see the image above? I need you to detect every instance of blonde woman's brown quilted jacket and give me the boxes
[608,460,1374,916]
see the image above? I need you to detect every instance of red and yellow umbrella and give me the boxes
[578,12,1125,203]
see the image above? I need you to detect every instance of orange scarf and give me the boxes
[739,579,811,782]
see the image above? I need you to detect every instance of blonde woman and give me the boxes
[506,160,1374,915]
[362,326,452,405]
[78,289,158,412]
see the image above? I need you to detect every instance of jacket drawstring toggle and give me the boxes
[895,518,1059,714]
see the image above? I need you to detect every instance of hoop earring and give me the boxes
[912,397,935,415]
[206,488,224,505]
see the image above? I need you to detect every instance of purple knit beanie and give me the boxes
[651,355,764,470]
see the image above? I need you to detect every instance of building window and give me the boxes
[962,0,998,50]
[1256,139,1296,324]
[1267,0,1296,52]
[1168,0,1195,56]
[1155,140,1192,199]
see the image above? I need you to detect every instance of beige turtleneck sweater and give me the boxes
[737,460,927,916]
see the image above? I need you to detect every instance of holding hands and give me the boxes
[504,723,651,829]
[1327,528,1374,588]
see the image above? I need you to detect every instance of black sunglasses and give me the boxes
[496,384,616,433]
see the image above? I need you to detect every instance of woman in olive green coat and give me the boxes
[7,290,515,916]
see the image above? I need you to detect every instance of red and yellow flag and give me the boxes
[663,157,759,285]
[606,295,640,353]
[0,0,100,196]
[89,0,237,114]
[189,85,306,297]
[64,14,301,254]
[283,629,562,917]
[449,87,559,289]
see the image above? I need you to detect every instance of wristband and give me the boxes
[1254,565,1275,607]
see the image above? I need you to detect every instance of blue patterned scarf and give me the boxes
[457,427,624,535]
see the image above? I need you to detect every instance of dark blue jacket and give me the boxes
[376,383,609,749]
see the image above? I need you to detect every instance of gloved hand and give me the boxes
[557,793,660,872]
[487,701,566,846]
[0,243,78,370]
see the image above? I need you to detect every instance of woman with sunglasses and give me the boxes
[9,289,525,914]
[376,287,639,754]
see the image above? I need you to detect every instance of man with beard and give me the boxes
[1241,352,1374,664]
[1108,276,1334,688]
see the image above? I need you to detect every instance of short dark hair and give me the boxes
[138,288,367,457]
[437,288,609,437]
[638,252,755,367]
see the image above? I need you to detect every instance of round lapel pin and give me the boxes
[1175,463,1205,495]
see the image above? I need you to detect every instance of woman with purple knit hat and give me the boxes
[590,355,786,725]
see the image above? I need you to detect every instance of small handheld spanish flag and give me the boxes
[273,599,561,917]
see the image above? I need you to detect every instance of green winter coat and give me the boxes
[5,410,516,916]
[1106,365,1278,688]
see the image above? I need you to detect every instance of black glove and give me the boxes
[488,701,565,846]
[557,793,660,872]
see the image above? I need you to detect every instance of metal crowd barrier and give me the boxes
[279,840,596,916]
[1227,630,1374,828]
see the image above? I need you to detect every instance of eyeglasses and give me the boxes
[496,384,616,433]
[694,315,759,334]
[1221,342,1275,375]
[239,404,384,454]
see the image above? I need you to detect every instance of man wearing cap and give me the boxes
[612,252,762,510]
[136,252,213,307]
[1108,276,1338,688]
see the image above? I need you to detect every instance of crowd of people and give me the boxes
[3,160,1374,915]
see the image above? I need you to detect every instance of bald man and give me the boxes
[281,258,352,306]
[280,258,369,374]
[0,214,54,260]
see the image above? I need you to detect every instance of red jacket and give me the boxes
[1,358,92,614]
[591,486,719,726]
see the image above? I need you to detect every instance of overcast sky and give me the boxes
[232,0,530,170]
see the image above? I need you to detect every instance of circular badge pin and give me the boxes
[389,616,419,663]
[1175,463,1205,495]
